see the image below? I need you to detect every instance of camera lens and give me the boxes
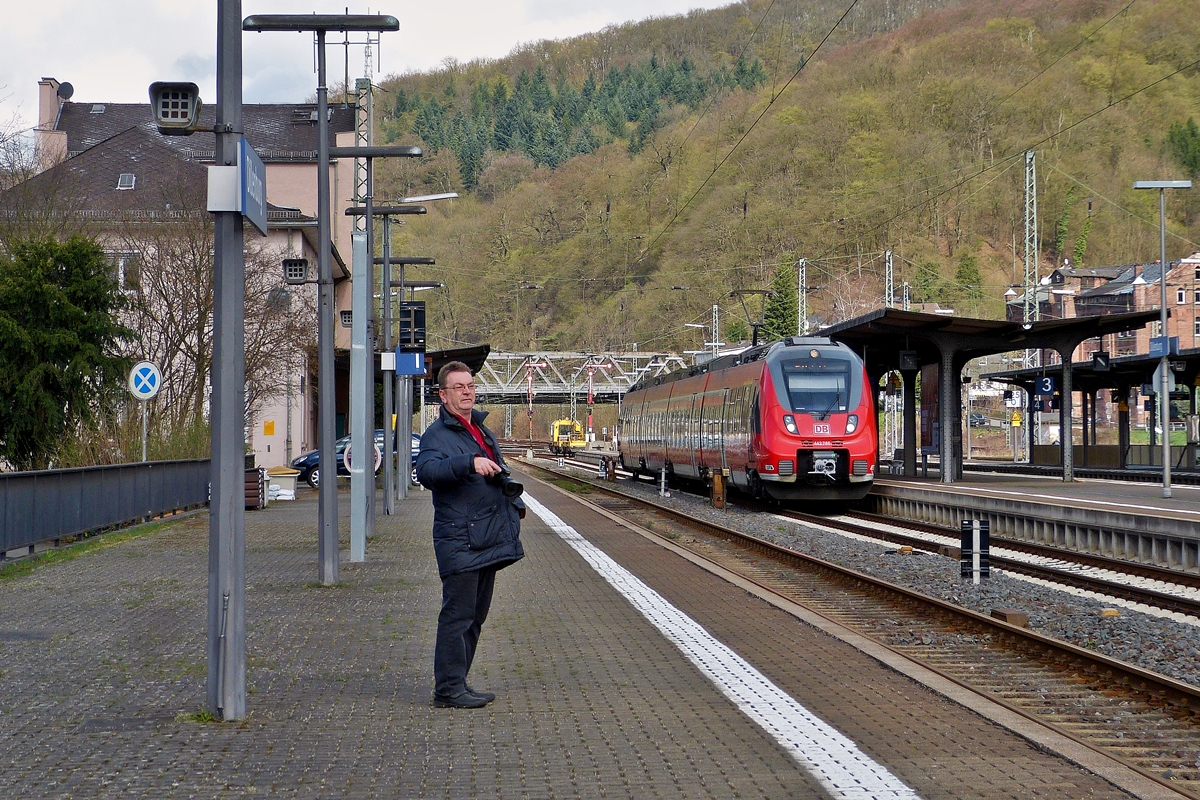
[501,478,523,498]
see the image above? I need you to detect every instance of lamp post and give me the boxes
[1134,179,1191,498]
[243,13,408,583]
[378,254,438,508]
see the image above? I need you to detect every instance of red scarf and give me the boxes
[452,412,495,460]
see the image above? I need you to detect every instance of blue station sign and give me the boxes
[239,137,268,236]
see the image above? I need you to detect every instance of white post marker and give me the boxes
[128,361,162,462]
[525,496,920,800]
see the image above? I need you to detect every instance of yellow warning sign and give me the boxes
[1010,412,1022,427]
[263,420,275,436]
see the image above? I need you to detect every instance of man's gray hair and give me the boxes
[437,361,473,389]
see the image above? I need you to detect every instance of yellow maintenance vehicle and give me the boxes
[549,419,587,456]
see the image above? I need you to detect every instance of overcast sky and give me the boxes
[1,1,733,133]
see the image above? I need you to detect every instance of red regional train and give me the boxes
[618,337,876,502]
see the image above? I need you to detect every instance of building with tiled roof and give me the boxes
[10,77,374,469]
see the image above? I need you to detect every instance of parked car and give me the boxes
[291,429,387,489]
[968,413,987,428]
[410,432,421,486]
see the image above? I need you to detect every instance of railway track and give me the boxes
[778,509,1200,620]
[519,458,1200,797]
[554,449,1200,621]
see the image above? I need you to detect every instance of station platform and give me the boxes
[0,473,1161,798]
[877,469,1200,523]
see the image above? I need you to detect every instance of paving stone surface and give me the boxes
[0,477,1140,799]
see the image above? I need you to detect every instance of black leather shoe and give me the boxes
[467,687,495,703]
[432,691,489,709]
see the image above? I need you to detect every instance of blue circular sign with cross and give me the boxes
[128,361,162,400]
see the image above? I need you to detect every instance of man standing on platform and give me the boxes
[416,361,525,708]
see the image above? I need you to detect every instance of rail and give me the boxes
[0,460,210,557]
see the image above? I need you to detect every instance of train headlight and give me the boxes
[783,414,798,434]
[845,414,859,434]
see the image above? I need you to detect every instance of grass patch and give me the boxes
[304,581,345,589]
[0,518,184,583]
[175,709,223,724]
[550,478,592,493]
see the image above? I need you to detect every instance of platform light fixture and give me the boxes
[282,257,310,285]
[148,82,203,135]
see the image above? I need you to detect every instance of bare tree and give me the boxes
[117,213,316,437]
[823,268,882,324]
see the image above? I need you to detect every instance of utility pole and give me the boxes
[209,0,246,721]
[1023,151,1040,351]
[1024,149,1041,451]
[884,249,894,308]
[797,258,808,335]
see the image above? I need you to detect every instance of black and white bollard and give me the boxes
[659,466,670,498]
[960,519,990,585]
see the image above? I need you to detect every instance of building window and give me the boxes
[106,251,141,293]
[116,173,136,190]
[1194,289,1200,304]
[1177,288,1186,304]
[1196,317,1200,336]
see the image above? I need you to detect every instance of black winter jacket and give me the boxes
[416,407,525,577]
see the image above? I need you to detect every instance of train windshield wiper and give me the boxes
[814,393,839,421]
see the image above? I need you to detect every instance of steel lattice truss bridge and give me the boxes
[473,351,688,407]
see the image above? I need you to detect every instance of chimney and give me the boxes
[38,78,63,130]
[35,78,69,171]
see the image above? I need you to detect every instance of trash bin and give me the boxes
[266,466,300,501]
[245,467,266,509]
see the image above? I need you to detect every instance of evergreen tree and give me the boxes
[529,66,554,114]
[914,261,944,303]
[629,103,660,154]
[603,97,628,138]
[580,73,597,105]
[1168,118,1200,176]
[762,263,799,340]
[413,97,448,150]
[955,253,982,305]
[0,236,134,470]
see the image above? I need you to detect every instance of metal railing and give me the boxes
[0,460,210,556]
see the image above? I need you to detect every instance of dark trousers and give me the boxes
[434,566,497,698]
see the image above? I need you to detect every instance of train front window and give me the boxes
[782,361,850,415]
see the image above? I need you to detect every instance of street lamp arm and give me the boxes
[243,14,399,32]
[329,145,422,159]
[346,205,426,216]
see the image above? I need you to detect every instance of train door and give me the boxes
[686,394,699,477]
[720,388,731,473]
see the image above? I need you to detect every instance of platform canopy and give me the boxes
[982,346,1200,396]
[819,307,1160,484]
[820,308,1161,377]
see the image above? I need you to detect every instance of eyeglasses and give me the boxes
[443,383,476,393]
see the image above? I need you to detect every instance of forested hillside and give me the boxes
[372,0,1200,353]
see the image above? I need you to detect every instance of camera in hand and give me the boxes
[488,466,524,498]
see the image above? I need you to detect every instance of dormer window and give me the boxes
[91,104,106,114]
[116,173,136,190]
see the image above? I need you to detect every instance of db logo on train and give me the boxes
[813,423,831,435]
